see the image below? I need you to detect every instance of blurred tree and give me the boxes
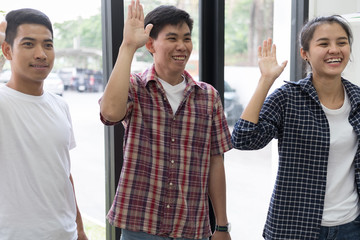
[225,0,273,66]
[247,0,273,65]
[53,13,102,70]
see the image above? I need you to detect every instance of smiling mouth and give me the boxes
[325,58,342,63]
[172,56,186,61]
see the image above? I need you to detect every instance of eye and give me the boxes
[338,41,348,46]
[22,42,34,47]
[45,43,54,49]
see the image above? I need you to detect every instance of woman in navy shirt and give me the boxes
[232,15,360,240]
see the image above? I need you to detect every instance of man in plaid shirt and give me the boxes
[99,0,232,239]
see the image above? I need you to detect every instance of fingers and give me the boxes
[281,60,288,70]
[139,1,145,22]
[259,38,273,57]
[135,0,141,19]
[127,0,143,20]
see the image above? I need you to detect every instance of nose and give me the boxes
[328,43,340,54]
[176,40,187,51]
[34,45,47,60]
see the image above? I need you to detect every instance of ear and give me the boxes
[300,48,308,61]
[1,41,13,60]
[145,38,155,54]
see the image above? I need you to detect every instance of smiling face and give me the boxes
[300,22,350,80]
[146,23,192,84]
[2,23,54,94]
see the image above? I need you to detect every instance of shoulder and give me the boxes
[44,91,70,110]
[342,78,360,105]
[195,81,218,93]
[276,76,313,96]
[343,78,360,92]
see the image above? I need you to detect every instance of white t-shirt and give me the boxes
[158,76,186,115]
[0,86,77,240]
[321,90,360,226]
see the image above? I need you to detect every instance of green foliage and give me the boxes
[83,218,105,240]
[225,0,252,56]
[53,14,102,50]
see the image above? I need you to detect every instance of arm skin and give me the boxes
[99,0,153,122]
[240,38,287,124]
[69,174,88,240]
[208,154,231,240]
[0,21,6,45]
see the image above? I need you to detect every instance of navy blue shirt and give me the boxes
[232,74,360,239]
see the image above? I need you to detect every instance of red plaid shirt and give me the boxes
[101,65,232,239]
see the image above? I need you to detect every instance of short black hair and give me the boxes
[5,8,53,47]
[144,5,193,39]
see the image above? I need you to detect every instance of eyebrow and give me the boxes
[20,37,53,43]
[315,36,348,42]
[165,32,191,37]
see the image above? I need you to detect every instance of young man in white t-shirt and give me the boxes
[0,9,88,240]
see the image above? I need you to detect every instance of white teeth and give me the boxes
[173,56,185,61]
[326,58,341,63]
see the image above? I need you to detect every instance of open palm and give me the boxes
[258,38,287,86]
[123,0,153,50]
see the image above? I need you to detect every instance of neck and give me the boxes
[312,76,344,109]
[155,69,184,86]
[6,79,43,96]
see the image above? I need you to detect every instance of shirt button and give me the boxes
[167,204,170,208]
[169,182,173,186]
[171,160,175,164]
[171,138,175,142]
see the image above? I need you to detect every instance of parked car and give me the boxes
[77,69,102,93]
[224,81,243,126]
[57,68,73,90]
[43,72,64,96]
[58,68,102,92]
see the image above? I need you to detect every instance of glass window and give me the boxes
[224,0,291,239]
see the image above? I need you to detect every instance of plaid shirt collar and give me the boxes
[141,64,204,90]
[286,73,360,112]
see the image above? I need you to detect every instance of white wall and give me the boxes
[309,0,360,17]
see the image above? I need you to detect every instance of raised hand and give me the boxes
[0,21,7,46]
[258,38,287,87]
[123,0,153,51]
